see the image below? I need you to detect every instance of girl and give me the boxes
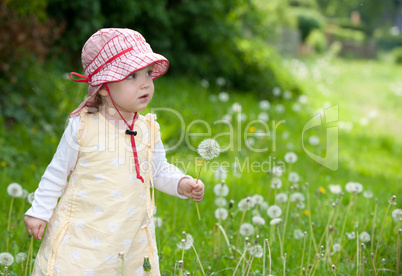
[24,28,204,276]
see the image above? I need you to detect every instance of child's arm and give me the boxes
[24,116,80,238]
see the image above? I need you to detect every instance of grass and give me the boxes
[0,55,401,275]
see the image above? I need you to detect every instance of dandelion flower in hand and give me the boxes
[197,139,220,160]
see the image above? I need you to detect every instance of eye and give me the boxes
[146,69,153,77]
[127,73,136,80]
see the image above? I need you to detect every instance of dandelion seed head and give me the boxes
[232,102,242,113]
[293,229,304,239]
[218,91,229,102]
[346,232,356,239]
[345,182,363,194]
[251,194,264,205]
[363,191,373,198]
[359,231,370,243]
[259,100,271,110]
[275,193,288,203]
[296,201,305,209]
[258,112,269,121]
[238,197,255,211]
[267,205,282,218]
[215,208,228,220]
[290,192,305,202]
[200,79,209,88]
[27,192,35,204]
[332,243,341,252]
[275,104,285,113]
[270,178,282,189]
[177,234,194,250]
[0,252,14,266]
[15,252,27,263]
[214,197,228,207]
[7,182,23,198]
[308,135,320,146]
[252,216,266,226]
[153,217,163,228]
[328,184,342,194]
[216,77,226,87]
[249,244,263,258]
[197,139,220,160]
[270,218,282,225]
[213,183,229,197]
[392,209,402,221]
[284,152,298,163]
[214,166,228,180]
[288,172,300,183]
[239,223,255,236]
[271,166,284,177]
[260,201,269,210]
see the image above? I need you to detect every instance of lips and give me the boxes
[138,94,149,100]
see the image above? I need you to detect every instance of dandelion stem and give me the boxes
[6,197,14,252]
[281,191,291,248]
[371,199,378,254]
[216,223,232,255]
[316,207,334,255]
[194,158,205,221]
[277,226,284,263]
[306,185,318,253]
[371,253,377,276]
[242,254,254,276]
[263,239,266,276]
[396,229,400,276]
[233,244,249,276]
[374,196,395,264]
[235,208,247,260]
[267,239,272,276]
[191,244,206,276]
[356,227,359,276]
[300,233,307,276]
[338,193,356,262]
[25,235,34,276]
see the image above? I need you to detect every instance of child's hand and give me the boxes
[24,215,47,240]
[177,177,205,202]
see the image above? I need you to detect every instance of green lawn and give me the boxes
[1,57,401,275]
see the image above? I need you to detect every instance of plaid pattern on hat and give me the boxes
[69,28,169,117]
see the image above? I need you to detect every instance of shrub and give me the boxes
[292,8,325,41]
[392,47,402,64]
[306,29,328,53]
[326,24,366,43]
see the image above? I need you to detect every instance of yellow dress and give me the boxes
[33,109,161,276]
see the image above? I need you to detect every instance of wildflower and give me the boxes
[318,187,326,194]
[275,193,288,203]
[1,161,6,167]
[214,166,228,180]
[304,210,309,216]
[249,244,263,258]
[153,217,163,228]
[239,223,255,236]
[346,232,356,239]
[363,191,373,198]
[215,208,228,220]
[308,136,320,146]
[270,218,282,225]
[272,87,281,96]
[359,232,370,243]
[27,192,35,204]
[288,172,300,183]
[259,100,270,110]
[218,91,229,102]
[270,178,282,189]
[275,104,285,114]
[215,197,228,207]
[143,256,151,272]
[390,210,402,223]
[200,79,209,88]
[271,166,284,177]
[251,194,264,205]
[177,234,194,250]
[345,182,363,194]
[328,184,342,194]
[290,192,305,202]
[260,201,269,210]
[284,152,298,163]
[213,182,229,197]
[267,205,282,218]
[15,252,27,263]
[0,252,14,266]
[293,229,304,239]
[252,216,266,226]
[332,243,341,252]
[216,77,226,87]
[258,112,269,121]
[197,139,220,160]
[248,126,256,133]
[7,182,23,198]
[232,102,242,113]
[238,197,255,211]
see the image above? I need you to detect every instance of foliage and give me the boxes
[392,47,402,64]
[326,24,366,43]
[292,7,325,41]
[306,29,328,53]
[374,28,402,51]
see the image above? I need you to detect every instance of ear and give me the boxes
[98,85,108,97]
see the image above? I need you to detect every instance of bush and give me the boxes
[392,47,402,64]
[306,29,328,53]
[326,24,366,43]
[292,8,325,41]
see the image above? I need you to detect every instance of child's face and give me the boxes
[100,65,154,114]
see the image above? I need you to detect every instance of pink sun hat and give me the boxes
[68,28,169,117]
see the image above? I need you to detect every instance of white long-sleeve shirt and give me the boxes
[26,115,188,222]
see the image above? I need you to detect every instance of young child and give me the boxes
[24,28,204,276]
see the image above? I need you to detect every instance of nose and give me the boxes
[140,76,152,89]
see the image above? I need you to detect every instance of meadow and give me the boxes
[0,55,401,275]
